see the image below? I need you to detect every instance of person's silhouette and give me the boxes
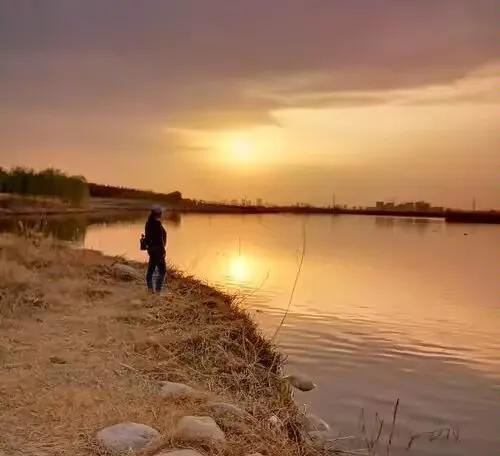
[144,206,167,293]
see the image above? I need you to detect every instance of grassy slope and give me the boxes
[0,235,328,456]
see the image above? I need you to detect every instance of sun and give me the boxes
[227,137,252,162]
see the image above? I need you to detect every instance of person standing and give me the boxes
[144,206,167,293]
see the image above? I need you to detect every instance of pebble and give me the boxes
[207,402,250,419]
[112,263,141,281]
[308,430,330,443]
[159,381,196,399]
[175,415,226,443]
[155,450,204,456]
[96,422,159,453]
[283,374,316,391]
[303,413,330,432]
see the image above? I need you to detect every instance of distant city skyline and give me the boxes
[1,1,499,209]
[191,196,464,211]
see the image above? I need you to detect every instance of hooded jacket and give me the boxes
[144,216,167,255]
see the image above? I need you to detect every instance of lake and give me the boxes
[2,212,499,455]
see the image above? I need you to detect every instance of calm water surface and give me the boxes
[4,213,499,455]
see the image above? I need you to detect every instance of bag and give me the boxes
[140,234,148,251]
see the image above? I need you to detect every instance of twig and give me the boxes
[271,223,306,342]
[386,398,399,455]
[119,362,139,372]
[237,269,271,305]
[375,413,384,442]
[407,426,460,449]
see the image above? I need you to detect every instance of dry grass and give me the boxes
[0,194,69,213]
[0,234,332,456]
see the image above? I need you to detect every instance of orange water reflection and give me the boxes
[84,214,500,378]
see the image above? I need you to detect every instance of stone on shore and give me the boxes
[283,374,316,391]
[112,263,141,281]
[155,450,204,456]
[159,381,196,399]
[175,416,226,443]
[308,430,330,444]
[207,402,250,419]
[303,413,330,432]
[96,422,159,453]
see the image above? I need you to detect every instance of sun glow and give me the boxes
[225,136,253,163]
[174,125,287,168]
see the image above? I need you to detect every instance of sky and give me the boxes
[1,0,499,208]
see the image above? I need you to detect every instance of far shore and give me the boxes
[1,193,499,224]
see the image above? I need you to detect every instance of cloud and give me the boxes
[248,63,500,110]
[0,0,499,153]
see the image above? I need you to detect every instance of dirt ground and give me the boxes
[0,234,324,456]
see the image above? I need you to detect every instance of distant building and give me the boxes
[374,201,395,210]
[256,198,263,206]
[397,202,416,211]
[373,200,437,211]
[415,201,431,211]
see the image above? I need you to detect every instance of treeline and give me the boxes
[88,183,182,204]
[0,167,89,206]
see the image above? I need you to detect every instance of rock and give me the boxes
[308,430,330,444]
[113,263,141,281]
[303,413,330,432]
[175,416,226,443]
[96,422,159,453]
[159,381,196,399]
[246,453,264,456]
[207,402,250,419]
[303,413,329,432]
[155,450,204,456]
[283,374,316,392]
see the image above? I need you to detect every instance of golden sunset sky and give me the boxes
[1,1,499,208]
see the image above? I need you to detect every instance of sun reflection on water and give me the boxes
[228,255,249,284]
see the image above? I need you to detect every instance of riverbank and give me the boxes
[0,234,334,456]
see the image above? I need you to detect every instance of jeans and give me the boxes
[146,251,166,293]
